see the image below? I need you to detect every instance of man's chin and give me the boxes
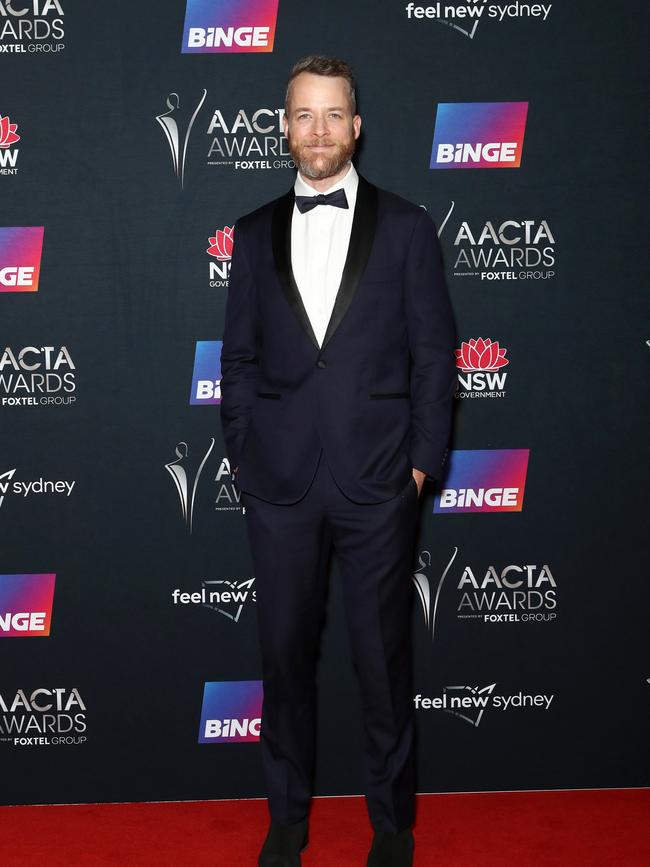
[296,153,349,181]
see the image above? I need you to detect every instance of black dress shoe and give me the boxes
[258,817,309,867]
[366,828,414,867]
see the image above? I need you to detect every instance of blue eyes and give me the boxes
[297,114,342,120]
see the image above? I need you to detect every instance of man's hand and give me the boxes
[412,468,426,497]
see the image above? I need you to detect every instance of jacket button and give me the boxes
[317,359,327,368]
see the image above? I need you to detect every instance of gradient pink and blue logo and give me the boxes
[430,102,528,169]
[434,449,530,513]
[182,0,279,53]
[0,226,44,292]
[199,680,263,743]
[190,339,222,405]
[0,573,56,637]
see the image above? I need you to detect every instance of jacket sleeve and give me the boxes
[219,220,261,472]
[404,207,458,481]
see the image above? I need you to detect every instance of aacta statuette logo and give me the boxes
[199,680,263,744]
[207,225,233,288]
[182,0,279,54]
[0,573,55,637]
[0,687,87,747]
[0,114,20,175]
[0,0,66,54]
[0,226,44,292]
[0,345,76,407]
[430,102,528,169]
[455,337,509,399]
[156,90,207,189]
[412,547,458,642]
[165,438,215,533]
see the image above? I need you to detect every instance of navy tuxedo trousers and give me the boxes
[240,447,419,833]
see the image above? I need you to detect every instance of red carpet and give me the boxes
[3,789,649,866]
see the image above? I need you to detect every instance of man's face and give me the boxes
[283,72,361,181]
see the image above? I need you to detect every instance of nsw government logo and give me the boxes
[182,0,279,53]
[0,114,20,174]
[199,680,263,743]
[430,102,528,169]
[455,337,509,399]
[434,448,530,513]
[0,573,55,637]
[207,225,233,287]
[190,339,221,405]
[0,227,44,292]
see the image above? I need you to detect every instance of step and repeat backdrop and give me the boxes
[1,1,648,806]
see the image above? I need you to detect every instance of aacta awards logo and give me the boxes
[0,687,87,747]
[0,345,76,407]
[206,105,294,171]
[434,449,530,513]
[455,337,509,399]
[190,339,221,405]
[198,681,262,744]
[438,202,556,282]
[0,114,20,174]
[182,0,279,53]
[0,573,55,637]
[207,225,233,288]
[0,227,44,292]
[156,89,207,189]
[413,547,558,638]
[430,102,528,169]
[0,0,66,54]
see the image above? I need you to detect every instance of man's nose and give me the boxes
[312,114,330,136]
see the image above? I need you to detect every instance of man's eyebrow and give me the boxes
[292,106,347,112]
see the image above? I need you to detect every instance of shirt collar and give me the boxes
[294,161,358,201]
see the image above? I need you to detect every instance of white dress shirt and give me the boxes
[291,161,359,347]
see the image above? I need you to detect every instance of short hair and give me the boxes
[285,55,357,115]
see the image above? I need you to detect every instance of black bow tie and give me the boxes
[295,188,349,214]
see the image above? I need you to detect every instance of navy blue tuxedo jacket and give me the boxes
[220,172,457,504]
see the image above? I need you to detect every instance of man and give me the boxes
[220,55,457,867]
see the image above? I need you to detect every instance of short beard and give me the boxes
[289,136,356,181]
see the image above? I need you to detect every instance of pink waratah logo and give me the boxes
[455,338,509,372]
[0,116,20,149]
[207,226,234,260]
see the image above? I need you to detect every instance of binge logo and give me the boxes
[182,0,279,54]
[0,573,55,637]
[190,340,222,405]
[434,449,530,513]
[430,102,528,169]
[199,680,263,743]
[0,227,44,292]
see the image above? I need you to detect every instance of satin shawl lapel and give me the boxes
[272,189,319,349]
[271,173,379,352]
